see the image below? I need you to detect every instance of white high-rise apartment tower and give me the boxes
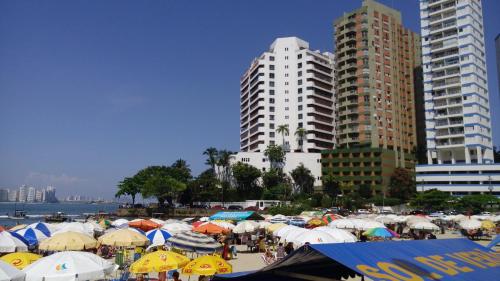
[420,0,493,164]
[239,37,335,153]
[416,0,499,195]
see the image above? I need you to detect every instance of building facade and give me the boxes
[417,0,497,195]
[323,0,421,195]
[18,185,27,202]
[240,37,336,153]
[232,152,322,186]
[0,189,8,202]
[420,0,493,164]
[496,34,500,97]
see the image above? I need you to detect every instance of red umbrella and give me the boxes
[129,219,160,231]
[192,221,204,228]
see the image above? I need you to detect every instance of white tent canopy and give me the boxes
[0,260,24,281]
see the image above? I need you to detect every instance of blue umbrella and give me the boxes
[145,229,172,246]
[13,228,48,247]
[27,222,52,237]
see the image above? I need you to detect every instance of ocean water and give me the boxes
[0,202,119,227]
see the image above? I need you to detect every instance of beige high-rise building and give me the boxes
[322,0,423,195]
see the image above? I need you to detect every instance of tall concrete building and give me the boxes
[322,0,422,195]
[416,0,499,195]
[26,186,36,202]
[240,37,336,153]
[0,189,9,202]
[18,185,27,202]
[496,34,500,98]
[8,190,18,202]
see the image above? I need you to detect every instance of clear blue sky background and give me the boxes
[1,0,499,199]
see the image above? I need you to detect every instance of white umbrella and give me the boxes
[23,251,116,281]
[329,219,366,229]
[410,221,440,231]
[375,216,396,225]
[293,230,337,247]
[232,221,258,234]
[280,228,308,243]
[0,232,28,253]
[161,223,192,234]
[14,228,48,246]
[149,218,165,225]
[258,221,272,229]
[273,225,299,238]
[84,221,104,233]
[206,221,235,229]
[452,214,467,222]
[111,219,129,228]
[405,216,431,226]
[52,222,93,236]
[459,219,482,230]
[314,227,357,243]
[493,215,500,222]
[26,222,56,236]
[0,260,24,281]
[355,220,386,231]
[166,231,222,253]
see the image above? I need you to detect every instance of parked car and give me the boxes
[228,205,243,210]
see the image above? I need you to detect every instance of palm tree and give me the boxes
[294,127,307,152]
[276,124,289,150]
[203,147,218,173]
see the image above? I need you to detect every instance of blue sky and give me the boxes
[1,0,499,199]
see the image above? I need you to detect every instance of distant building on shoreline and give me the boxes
[0,185,58,203]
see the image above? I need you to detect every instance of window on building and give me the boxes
[298,54,302,59]
[285,82,289,85]
[298,88,303,94]
[269,56,275,61]
[270,81,274,87]
[298,71,302,77]
[298,79,302,85]
[285,73,289,77]
[270,90,275,95]
[298,114,303,119]
[270,132,275,137]
[269,98,275,104]
[298,62,302,68]
[285,115,289,119]
[269,73,274,78]
[298,105,303,111]
[270,106,275,112]
[285,98,289,102]
[285,47,288,51]
[285,107,289,111]
[269,65,275,70]
[298,122,303,128]
[285,56,288,60]
[270,123,275,129]
[298,96,303,102]
[270,115,274,120]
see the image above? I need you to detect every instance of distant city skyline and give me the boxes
[1,0,499,198]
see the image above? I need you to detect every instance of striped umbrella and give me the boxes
[322,214,338,224]
[0,231,28,253]
[363,227,399,238]
[14,228,48,247]
[166,231,222,253]
[26,222,53,237]
[146,229,172,247]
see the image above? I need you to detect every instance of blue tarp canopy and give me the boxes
[209,211,264,221]
[486,235,500,249]
[213,239,500,281]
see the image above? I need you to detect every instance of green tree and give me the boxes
[321,195,332,208]
[322,174,340,198]
[115,177,141,205]
[276,124,289,149]
[290,164,315,195]
[456,194,499,214]
[232,162,262,199]
[190,169,220,203]
[170,159,192,183]
[294,127,307,152]
[203,147,218,174]
[142,172,186,207]
[264,144,285,170]
[410,189,451,211]
[262,168,284,189]
[357,184,373,199]
[262,183,291,201]
[389,168,415,200]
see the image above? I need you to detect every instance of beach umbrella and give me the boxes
[23,251,116,281]
[192,221,204,228]
[322,214,338,224]
[208,221,235,230]
[162,223,192,234]
[129,219,161,232]
[98,228,149,247]
[329,219,358,229]
[232,221,258,234]
[280,228,308,243]
[493,215,500,222]
[149,218,165,225]
[405,216,431,226]
[273,225,299,238]
[363,228,399,239]
[7,225,26,232]
[1,252,41,269]
[266,223,287,233]
[14,228,48,247]
[0,232,28,253]
[166,231,222,253]
[38,231,97,251]
[459,219,482,230]
[293,230,338,246]
[356,220,386,231]
[111,218,129,228]
[288,217,306,227]
[0,260,25,281]
[481,220,496,230]
[258,221,271,229]
[98,219,111,229]
[375,216,396,225]
[409,221,440,231]
[84,221,104,233]
[182,255,232,276]
[269,214,288,224]
[306,218,326,228]
[452,214,467,222]
[26,222,53,237]
[314,227,357,243]
[145,229,172,247]
[130,250,189,273]
[52,222,93,236]
[193,223,228,235]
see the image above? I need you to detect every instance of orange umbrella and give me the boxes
[193,223,228,235]
[129,219,161,231]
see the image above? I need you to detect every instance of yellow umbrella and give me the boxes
[307,218,326,227]
[182,255,232,276]
[9,224,27,231]
[266,223,287,233]
[130,250,190,273]
[0,252,41,269]
[39,231,98,251]
[481,220,496,230]
[98,228,149,247]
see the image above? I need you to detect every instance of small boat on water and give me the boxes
[45,212,68,223]
[9,210,26,220]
